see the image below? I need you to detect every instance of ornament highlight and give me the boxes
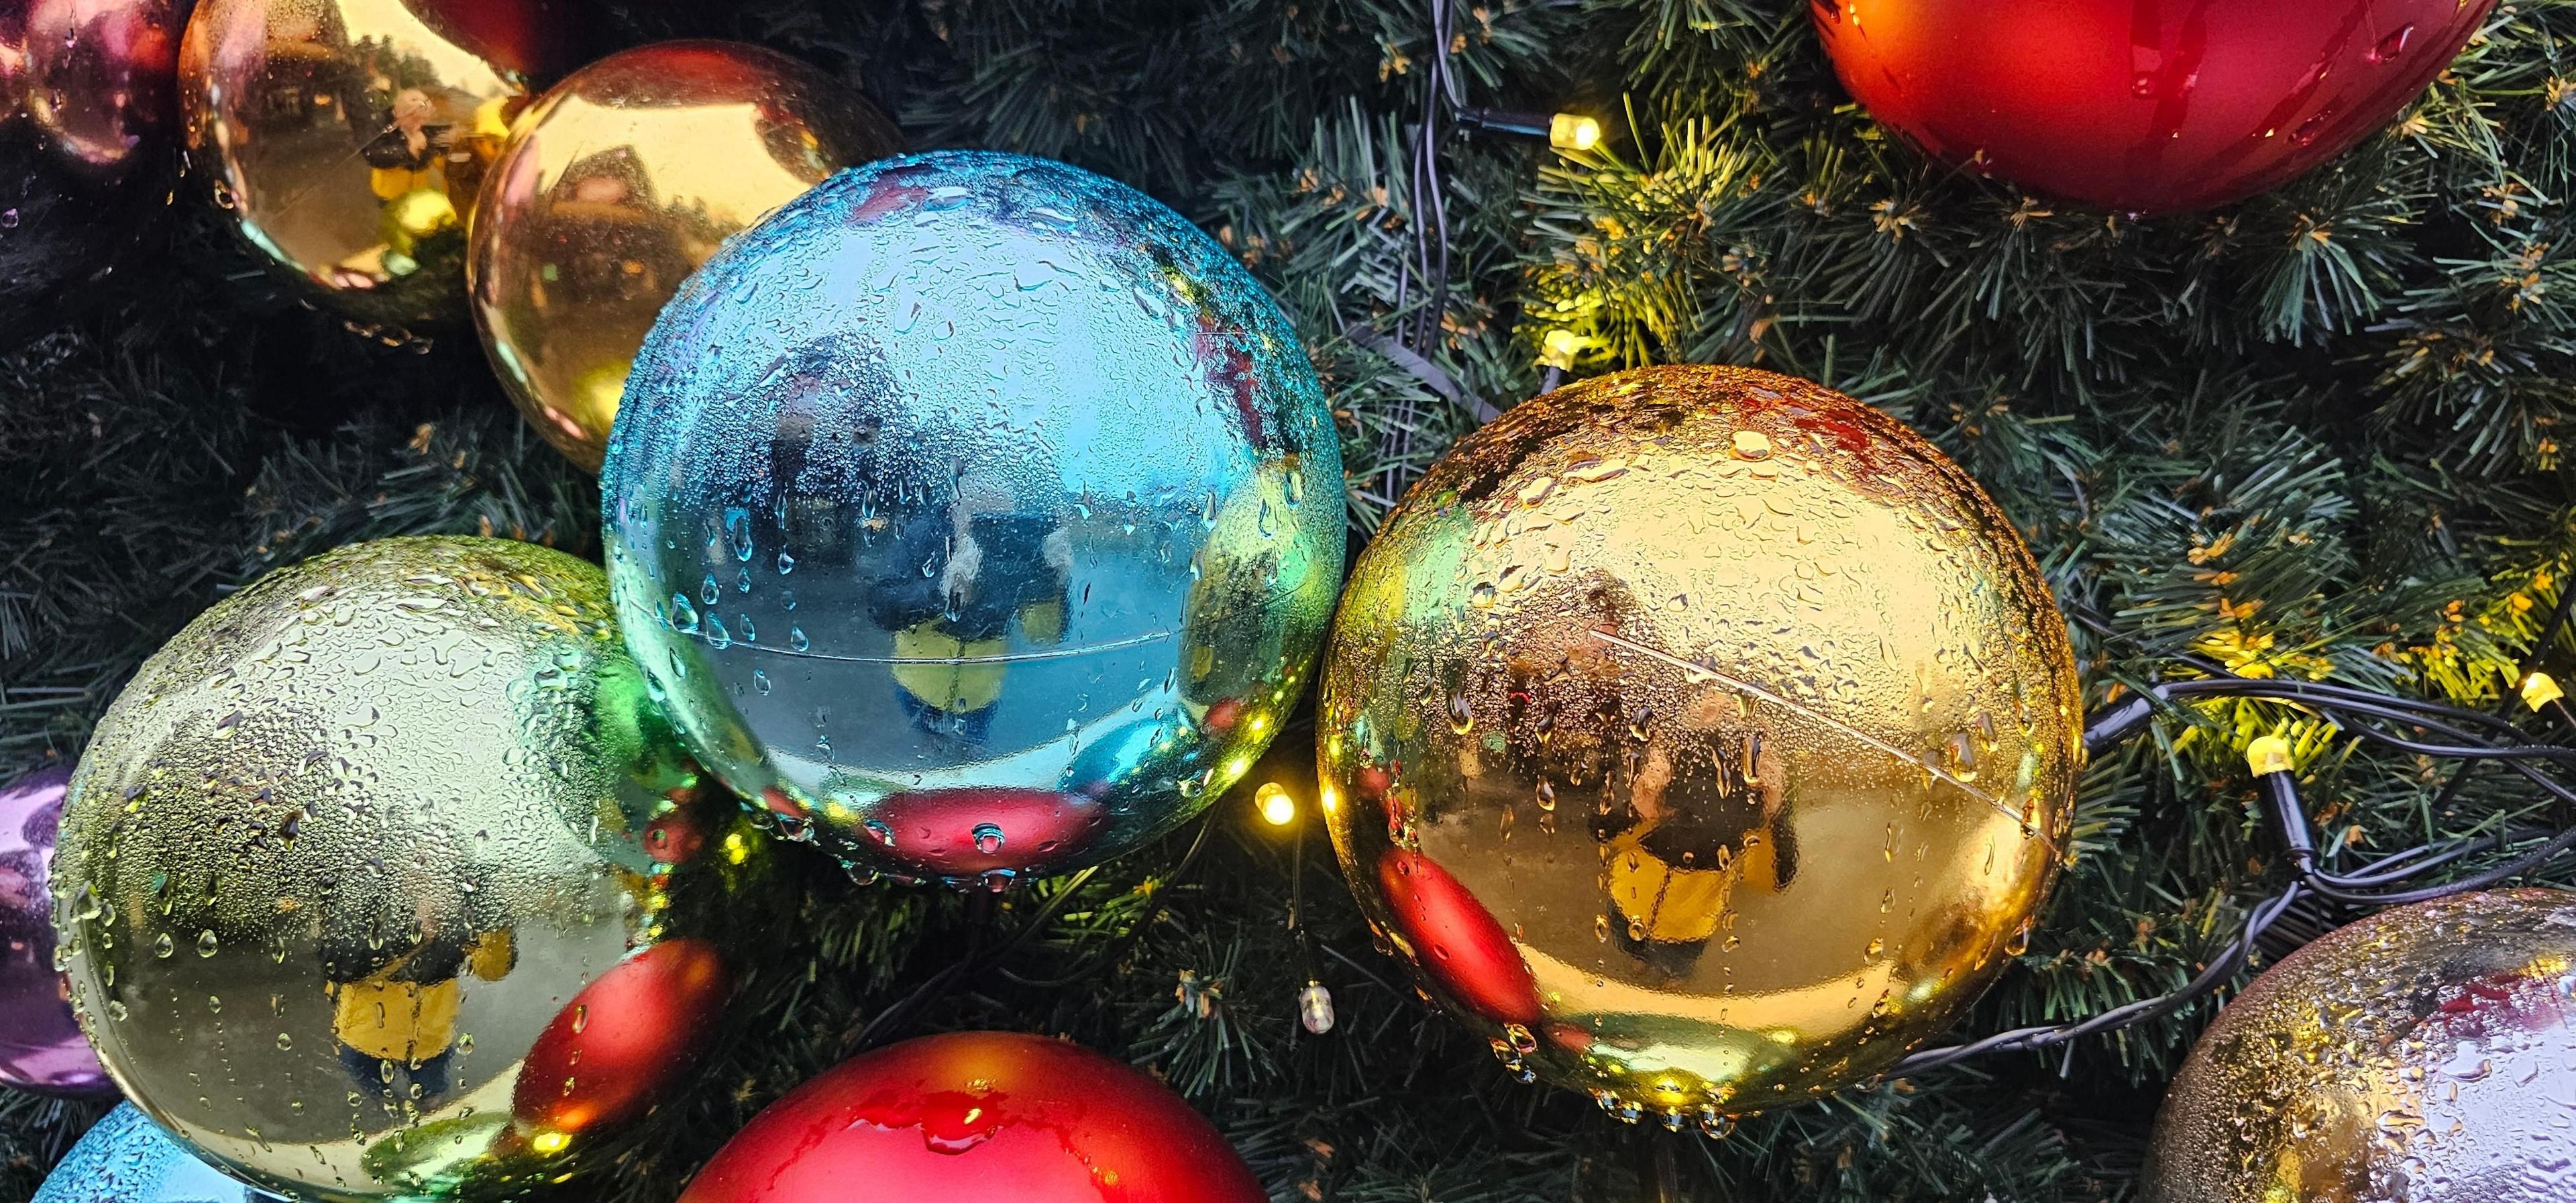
[603,150,1345,886]
[1318,365,2080,1126]
[468,40,901,472]
[34,1105,274,1203]
[180,0,570,328]
[0,764,113,1097]
[1811,0,2493,215]
[2146,889,2576,1203]
[52,536,774,1202]
[0,0,184,334]
[678,1031,1265,1203]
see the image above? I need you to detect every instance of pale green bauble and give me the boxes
[53,537,777,1202]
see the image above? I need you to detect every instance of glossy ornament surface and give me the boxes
[52,536,775,1202]
[1318,365,2080,1127]
[0,0,184,334]
[678,1031,1264,1203]
[1811,0,2493,215]
[0,764,114,1096]
[34,1105,275,1203]
[2146,889,2576,1203]
[468,40,900,472]
[603,150,1345,887]
[180,0,569,329]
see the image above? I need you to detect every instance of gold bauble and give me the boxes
[180,0,569,329]
[2147,890,2576,1203]
[1317,365,2081,1127]
[467,40,899,471]
[52,537,779,1202]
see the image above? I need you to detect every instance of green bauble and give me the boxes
[52,537,777,1203]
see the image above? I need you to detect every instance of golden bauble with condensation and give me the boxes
[468,40,900,471]
[2146,889,2576,1203]
[51,537,780,1202]
[1318,365,2082,1129]
[180,0,572,329]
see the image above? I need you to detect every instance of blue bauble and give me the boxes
[36,1106,274,1203]
[603,151,1345,886]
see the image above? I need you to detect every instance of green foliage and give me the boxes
[15,1,2576,1200]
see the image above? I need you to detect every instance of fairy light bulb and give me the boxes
[1549,112,1602,152]
[1297,981,1336,1034]
[1539,327,1581,370]
[1256,781,1297,827]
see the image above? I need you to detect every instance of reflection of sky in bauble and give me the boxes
[604,151,1343,882]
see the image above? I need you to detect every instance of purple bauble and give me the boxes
[0,764,113,1097]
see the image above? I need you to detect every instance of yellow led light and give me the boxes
[722,831,749,865]
[1256,782,1296,827]
[530,1131,570,1155]
[1549,112,1603,152]
[2522,670,2564,711]
[1540,327,1581,370]
[2244,734,2294,777]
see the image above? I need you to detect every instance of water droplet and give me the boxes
[1731,430,1772,461]
[153,933,174,958]
[197,930,218,957]
[777,551,796,575]
[570,1004,588,1034]
[1448,692,1475,735]
[753,669,773,695]
[971,823,1004,854]
[1469,582,1497,608]
[1535,780,1556,812]
[790,626,810,652]
[667,594,700,633]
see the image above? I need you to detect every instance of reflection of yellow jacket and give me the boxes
[1606,832,1784,945]
[890,604,1063,714]
[331,930,515,1062]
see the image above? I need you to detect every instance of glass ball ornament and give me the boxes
[1811,0,2493,215]
[34,1105,278,1203]
[1317,365,2082,1129]
[0,764,115,1097]
[0,0,185,336]
[602,150,1346,888]
[676,1031,1264,1203]
[2146,889,2576,1203]
[51,536,781,1203]
[180,0,573,329]
[468,40,902,472]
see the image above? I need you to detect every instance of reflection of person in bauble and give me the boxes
[319,908,514,1102]
[864,466,1071,745]
[1502,574,1799,980]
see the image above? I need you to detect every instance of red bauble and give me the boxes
[1812,0,2494,215]
[679,1032,1264,1203]
[869,786,1108,878]
[1375,849,1542,1028]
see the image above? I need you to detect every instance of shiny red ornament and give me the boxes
[1811,0,2495,215]
[679,1032,1264,1203]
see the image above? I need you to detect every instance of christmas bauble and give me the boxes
[0,0,184,335]
[1811,0,2493,215]
[2146,889,2576,1203]
[602,150,1345,887]
[180,0,572,329]
[34,1105,274,1203]
[468,40,900,472]
[678,1031,1264,1203]
[0,764,113,1097]
[52,536,777,1202]
[1317,365,2081,1129]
